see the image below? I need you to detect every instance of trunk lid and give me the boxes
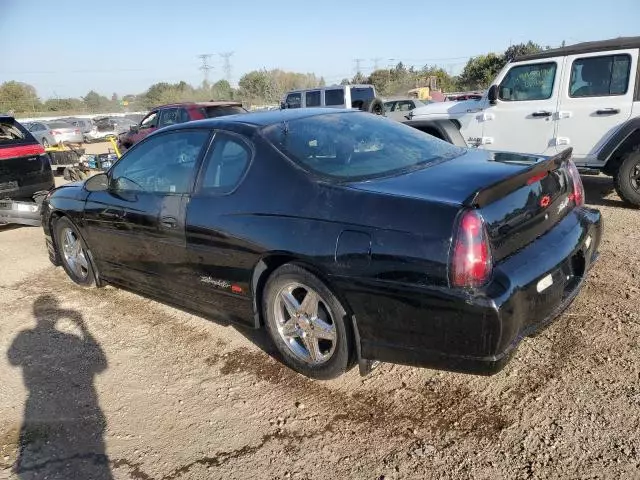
[349,148,576,262]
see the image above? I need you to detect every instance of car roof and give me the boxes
[286,84,373,94]
[516,36,640,61]
[153,101,243,109]
[164,108,358,130]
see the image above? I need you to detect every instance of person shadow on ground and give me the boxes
[7,294,112,480]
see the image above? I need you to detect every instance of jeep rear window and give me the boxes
[263,111,464,181]
[200,106,246,118]
[569,54,632,97]
[350,87,375,104]
[0,121,27,145]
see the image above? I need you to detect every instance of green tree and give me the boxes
[83,90,111,112]
[210,79,234,100]
[340,78,351,86]
[457,53,505,90]
[43,97,85,112]
[0,81,41,113]
[504,41,543,62]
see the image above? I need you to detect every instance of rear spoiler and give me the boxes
[463,148,573,208]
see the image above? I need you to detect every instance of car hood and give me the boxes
[347,148,546,206]
[410,99,482,117]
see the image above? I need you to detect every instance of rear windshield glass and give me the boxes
[201,106,246,118]
[46,121,73,129]
[0,121,27,145]
[350,87,375,103]
[262,112,464,181]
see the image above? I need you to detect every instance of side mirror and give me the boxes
[488,85,498,105]
[280,101,287,110]
[84,172,109,192]
[130,125,140,133]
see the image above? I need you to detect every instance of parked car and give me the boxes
[23,121,57,147]
[281,85,385,115]
[85,117,137,142]
[55,117,94,134]
[408,36,640,206]
[117,101,246,151]
[383,97,431,121]
[42,121,83,145]
[42,109,601,380]
[0,115,54,226]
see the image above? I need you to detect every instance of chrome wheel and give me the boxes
[274,282,337,365]
[61,227,89,280]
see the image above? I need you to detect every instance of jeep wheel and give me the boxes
[364,98,385,116]
[614,150,640,207]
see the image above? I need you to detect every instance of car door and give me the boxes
[184,131,255,325]
[132,110,159,144]
[83,129,211,296]
[387,100,414,121]
[481,59,562,155]
[555,50,637,162]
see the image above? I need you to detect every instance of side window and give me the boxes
[396,100,413,111]
[200,133,251,194]
[158,108,179,127]
[383,101,395,113]
[110,130,209,194]
[569,54,631,97]
[140,111,158,129]
[498,62,557,101]
[285,93,302,109]
[178,108,190,123]
[305,90,321,107]
[325,89,345,106]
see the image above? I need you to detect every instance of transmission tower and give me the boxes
[353,58,364,74]
[219,52,234,83]
[197,53,214,86]
[371,57,382,70]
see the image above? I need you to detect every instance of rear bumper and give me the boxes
[339,207,603,375]
[0,198,43,226]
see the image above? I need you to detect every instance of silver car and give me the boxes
[383,98,431,121]
[43,121,83,144]
[23,121,57,147]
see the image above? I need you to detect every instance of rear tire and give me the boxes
[364,98,385,115]
[613,149,640,207]
[54,217,96,287]
[262,264,355,380]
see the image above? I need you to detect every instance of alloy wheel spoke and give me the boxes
[300,290,319,318]
[311,317,336,341]
[280,318,300,338]
[280,291,301,318]
[76,251,88,271]
[302,334,322,362]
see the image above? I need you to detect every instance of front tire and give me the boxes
[54,217,96,287]
[614,150,640,207]
[262,264,355,379]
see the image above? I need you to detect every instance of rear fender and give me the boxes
[598,118,640,175]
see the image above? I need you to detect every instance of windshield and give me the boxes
[262,112,464,181]
[46,121,73,129]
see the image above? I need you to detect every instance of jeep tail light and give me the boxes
[450,210,492,288]
[566,160,584,206]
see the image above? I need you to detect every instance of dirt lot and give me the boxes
[1,175,639,480]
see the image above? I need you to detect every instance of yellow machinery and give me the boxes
[408,87,430,101]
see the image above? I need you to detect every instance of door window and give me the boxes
[158,108,180,127]
[325,89,345,106]
[140,111,158,129]
[498,62,557,101]
[110,130,209,194]
[199,133,251,194]
[383,101,396,113]
[395,100,414,111]
[285,93,302,109]
[305,90,321,107]
[569,54,631,97]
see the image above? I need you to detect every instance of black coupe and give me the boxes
[42,109,602,379]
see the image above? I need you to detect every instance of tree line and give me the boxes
[0,41,546,115]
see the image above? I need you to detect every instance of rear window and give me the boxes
[201,106,246,118]
[46,121,73,129]
[0,121,28,146]
[263,112,464,181]
[325,89,345,106]
[350,87,375,103]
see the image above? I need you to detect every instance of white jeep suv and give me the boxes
[408,36,640,206]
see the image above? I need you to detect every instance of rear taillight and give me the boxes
[51,130,60,135]
[74,129,80,134]
[0,144,45,160]
[566,160,584,206]
[450,210,492,288]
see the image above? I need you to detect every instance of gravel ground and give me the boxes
[1,175,639,479]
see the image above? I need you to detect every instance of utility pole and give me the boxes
[197,53,214,87]
[219,52,234,83]
[353,58,363,75]
[371,57,382,70]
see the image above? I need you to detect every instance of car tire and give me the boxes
[262,263,355,380]
[54,217,96,287]
[364,98,385,116]
[614,149,640,207]
[42,138,49,148]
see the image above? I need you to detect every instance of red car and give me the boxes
[117,101,246,151]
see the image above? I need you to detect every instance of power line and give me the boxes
[219,52,234,83]
[197,53,214,85]
[371,57,382,70]
[353,58,364,74]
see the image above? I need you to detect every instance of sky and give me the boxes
[1,0,638,99]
